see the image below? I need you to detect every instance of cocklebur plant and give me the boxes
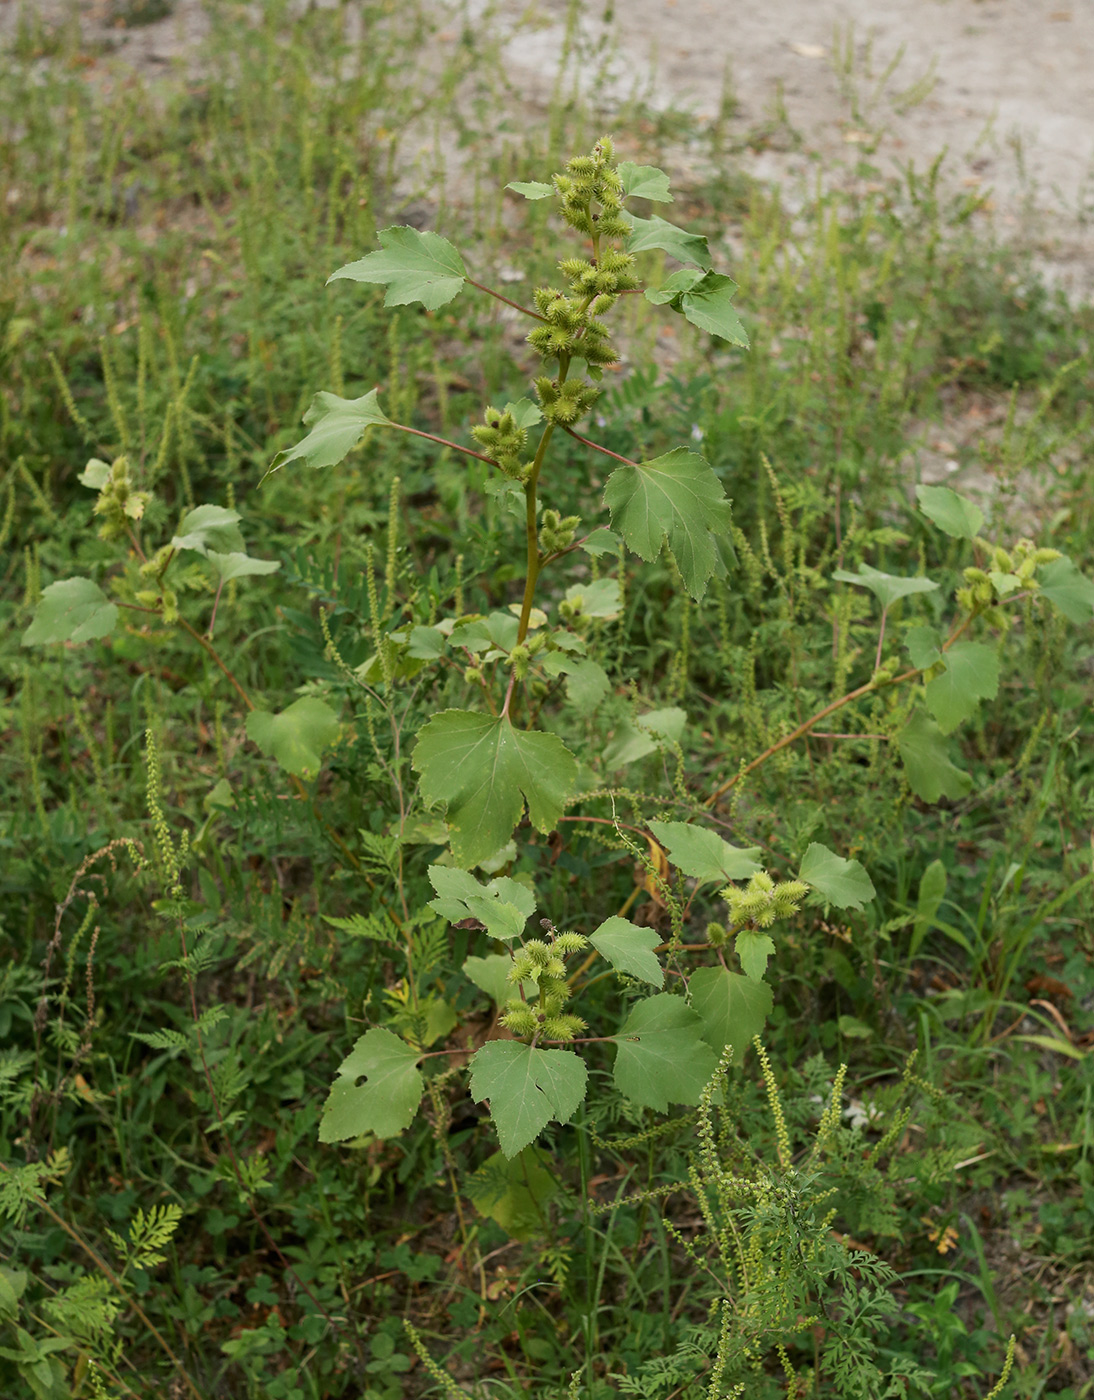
[20,137,1094,1173]
[290,137,907,1158]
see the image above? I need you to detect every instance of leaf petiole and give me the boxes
[464,275,547,322]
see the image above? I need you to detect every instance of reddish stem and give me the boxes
[561,425,640,467]
[465,276,547,322]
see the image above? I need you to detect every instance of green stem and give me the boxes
[514,356,571,652]
[515,424,554,645]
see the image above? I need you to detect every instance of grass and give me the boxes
[2,2,1093,1397]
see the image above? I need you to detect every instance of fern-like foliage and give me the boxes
[409,915,448,979]
[42,1274,118,1346]
[129,1027,189,1052]
[355,829,400,877]
[105,1203,182,1273]
[0,1148,70,1227]
[323,910,395,944]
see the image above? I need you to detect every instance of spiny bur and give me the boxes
[724,872,808,930]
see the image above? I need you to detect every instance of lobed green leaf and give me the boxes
[469,1040,587,1158]
[735,929,776,981]
[319,1029,424,1143]
[798,842,876,910]
[603,706,686,768]
[506,181,553,200]
[611,995,717,1111]
[589,916,663,988]
[413,712,578,867]
[617,162,674,202]
[270,389,393,474]
[428,865,534,942]
[245,697,340,778]
[625,214,712,269]
[604,448,732,600]
[924,641,999,734]
[832,563,938,611]
[171,505,245,556]
[895,710,974,803]
[688,967,773,1061]
[915,484,985,539]
[1038,556,1094,623]
[206,551,280,582]
[648,820,761,884]
[328,225,467,309]
[22,578,118,647]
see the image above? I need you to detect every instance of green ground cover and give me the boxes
[2,3,1094,1397]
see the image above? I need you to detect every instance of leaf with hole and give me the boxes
[604,448,732,600]
[611,995,717,1111]
[245,698,340,778]
[328,225,467,309]
[589,917,663,988]
[413,712,577,867]
[22,578,118,647]
[319,1029,423,1143]
[798,843,876,910]
[469,1040,587,1158]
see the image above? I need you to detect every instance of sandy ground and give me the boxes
[491,0,1094,299]
[4,0,1092,297]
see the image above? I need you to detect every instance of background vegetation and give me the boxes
[2,1,1093,1397]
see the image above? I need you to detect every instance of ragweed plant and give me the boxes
[596,1044,1016,1399]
